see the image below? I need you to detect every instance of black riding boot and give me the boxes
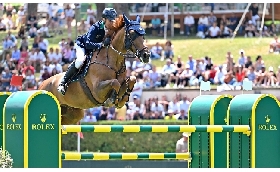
[57,62,78,95]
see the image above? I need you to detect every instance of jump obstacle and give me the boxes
[1,90,280,168]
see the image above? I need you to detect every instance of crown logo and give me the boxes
[12,114,16,123]
[265,115,270,123]
[40,114,46,123]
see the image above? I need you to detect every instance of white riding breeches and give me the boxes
[74,43,86,69]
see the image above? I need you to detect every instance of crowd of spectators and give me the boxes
[0,3,280,122]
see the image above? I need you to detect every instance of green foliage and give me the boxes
[0,147,13,168]
[62,120,187,153]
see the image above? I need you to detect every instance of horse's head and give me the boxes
[123,14,150,63]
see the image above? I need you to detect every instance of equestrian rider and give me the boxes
[57,8,117,96]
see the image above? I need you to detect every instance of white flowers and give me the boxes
[0,147,13,168]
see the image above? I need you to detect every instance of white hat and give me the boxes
[182,132,189,137]
[269,66,273,72]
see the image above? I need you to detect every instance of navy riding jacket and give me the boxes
[76,20,105,54]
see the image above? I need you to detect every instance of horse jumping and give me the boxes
[39,14,150,125]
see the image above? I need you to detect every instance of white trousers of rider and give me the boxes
[74,43,86,69]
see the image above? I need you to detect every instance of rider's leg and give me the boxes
[57,44,86,95]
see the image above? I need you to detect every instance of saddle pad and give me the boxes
[68,54,91,84]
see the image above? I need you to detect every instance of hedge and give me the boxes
[62,120,188,153]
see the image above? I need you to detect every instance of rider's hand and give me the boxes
[103,37,111,46]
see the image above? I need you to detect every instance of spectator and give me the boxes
[151,97,164,117]
[220,23,232,38]
[29,25,38,38]
[164,40,174,59]
[49,58,62,73]
[65,4,74,37]
[17,6,25,29]
[151,15,161,36]
[22,61,35,77]
[249,3,260,27]
[177,110,188,120]
[131,74,144,99]
[246,66,257,85]
[256,65,266,86]
[38,36,48,54]
[150,42,162,59]
[23,69,36,90]
[245,56,253,68]
[207,22,220,38]
[39,24,51,38]
[228,12,238,31]
[208,11,217,29]
[197,14,208,33]
[1,67,12,90]
[184,12,194,36]
[214,66,225,85]
[168,97,180,115]
[86,5,96,24]
[179,96,190,117]
[269,35,280,53]
[20,36,29,51]
[176,132,189,153]
[238,49,247,67]
[254,55,265,72]
[276,66,280,86]
[11,46,20,64]
[245,20,256,37]
[266,66,277,86]
[180,64,193,87]
[0,18,6,31]
[78,19,87,35]
[162,59,176,88]
[148,66,161,88]
[186,55,196,73]
[27,13,38,29]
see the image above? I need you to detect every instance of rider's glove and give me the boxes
[103,37,111,46]
[97,43,103,50]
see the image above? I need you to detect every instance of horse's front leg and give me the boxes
[116,76,136,108]
[95,79,121,106]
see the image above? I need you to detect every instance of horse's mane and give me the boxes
[112,15,125,32]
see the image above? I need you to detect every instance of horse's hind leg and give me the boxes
[116,76,136,108]
[61,105,85,125]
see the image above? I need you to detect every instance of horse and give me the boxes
[39,14,150,125]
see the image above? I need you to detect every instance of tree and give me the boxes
[95,3,106,20]
[27,3,38,16]
[113,3,130,18]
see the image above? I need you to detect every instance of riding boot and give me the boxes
[57,62,78,96]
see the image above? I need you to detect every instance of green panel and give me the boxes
[213,97,232,168]
[189,95,220,168]
[228,94,260,168]
[4,91,39,168]
[254,96,280,168]
[28,94,60,168]
[0,93,11,148]
[189,95,232,168]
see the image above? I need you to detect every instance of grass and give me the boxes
[1,28,279,72]
[147,37,280,71]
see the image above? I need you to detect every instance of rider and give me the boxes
[57,8,118,96]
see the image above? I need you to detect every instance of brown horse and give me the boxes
[39,14,150,125]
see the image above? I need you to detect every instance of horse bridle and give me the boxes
[108,25,148,61]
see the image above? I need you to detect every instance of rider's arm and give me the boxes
[84,25,103,50]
